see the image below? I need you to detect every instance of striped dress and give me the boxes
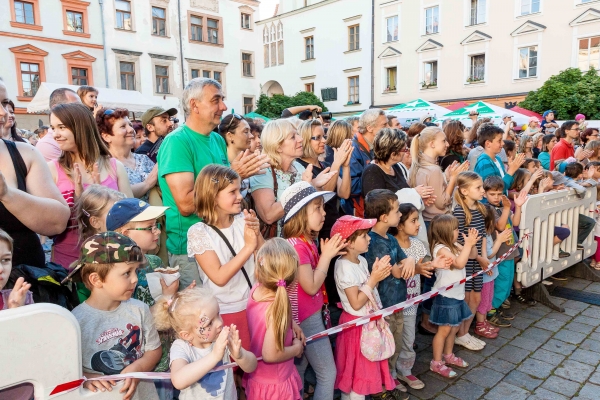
[454,204,486,292]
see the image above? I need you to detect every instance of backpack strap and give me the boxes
[207,224,252,289]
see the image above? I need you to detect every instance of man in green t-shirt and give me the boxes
[157,78,269,289]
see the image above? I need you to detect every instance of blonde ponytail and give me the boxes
[408,126,444,187]
[151,287,215,336]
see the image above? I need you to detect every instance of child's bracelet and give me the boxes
[315,268,327,277]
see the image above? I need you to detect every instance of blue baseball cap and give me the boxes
[106,199,168,231]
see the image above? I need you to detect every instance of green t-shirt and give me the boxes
[157,124,229,255]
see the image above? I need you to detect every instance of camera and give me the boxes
[171,117,179,124]
[320,111,333,120]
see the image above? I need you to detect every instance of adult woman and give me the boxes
[465,118,491,150]
[0,80,70,268]
[250,119,336,238]
[48,103,132,269]
[538,134,557,170]
[584,140,600,164]
[97,108,157,201]
[246,118,263,153]
[523,117,541,136]
[324,120,354,164]
[218,113,255,201]
[532,133,544,159]
[1,100,26,142]
[440,120,467,171]
[407,122,426,138]
[576,128,600,160]
[503,140,517,170]
[517,135,534,159]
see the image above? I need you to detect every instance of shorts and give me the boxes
[430,295,472,327]
[554,226,570,241]
[465,260,483,292]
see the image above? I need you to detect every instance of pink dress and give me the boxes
[243,285,302,400]
[51,158,119,270]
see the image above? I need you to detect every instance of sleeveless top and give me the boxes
[0,139,45,267]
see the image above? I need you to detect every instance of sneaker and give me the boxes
[398,375,425,390]
[559,250,570,259]
[515,294,537,306]
[499,310,515,320]
[577,243,584,250]
[542,280,553,286]
[550,274,568,281]
[455,334,484,350]
[393,381,407,393]
[488,313,511,328]
[501,299,511,309]
[430,360,457,378]
[371,388,409,400]
[443,353,469,368]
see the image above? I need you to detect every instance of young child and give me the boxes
[363,189,415,388]
[522,158,541,174]
[474,205,513,339]
[428,215,478,378]
[281,181,344,400]
[243,238,304,400]
[0,229,32,310]
[153,287,257,400]
[66,232,162,400]
[453,172,487,351]
[331,215,401,400]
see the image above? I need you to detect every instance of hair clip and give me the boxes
[210,177,219,184]
[277,279,287,288]
[82,208,90,217]
[168,297,178,312]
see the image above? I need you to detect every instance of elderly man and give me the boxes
[158,78,269,289]
[342,108,387,217]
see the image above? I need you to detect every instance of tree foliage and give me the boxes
[520,68,600,120]
[255,91,328,119]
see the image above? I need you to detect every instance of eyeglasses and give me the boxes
[222,113,243,132]
[127,223,161,233]
[310,135,326,142]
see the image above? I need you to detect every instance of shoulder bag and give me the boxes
[206,225,252,289]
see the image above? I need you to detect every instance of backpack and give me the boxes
[7,262,80,311]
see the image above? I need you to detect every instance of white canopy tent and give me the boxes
[439,101,531,128]
[26,83,165,114]
[386,98,450,126]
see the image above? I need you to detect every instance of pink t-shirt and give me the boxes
[286,237,323,324]
[36,130,62,162]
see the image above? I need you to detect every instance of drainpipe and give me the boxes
[98,0,109,88]
[370,0,375,108]
[177,0,185,88]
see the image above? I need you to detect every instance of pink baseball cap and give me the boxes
[330,215,377,240]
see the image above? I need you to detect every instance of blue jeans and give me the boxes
[295,311,336,400]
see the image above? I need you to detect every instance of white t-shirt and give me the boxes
[400,237,427,316]
[493,159,505,177]
[334,256,382,317]
[169,339,235,400]
[432,244,466,300]
[187,213,255,314]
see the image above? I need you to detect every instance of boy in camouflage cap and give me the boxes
[68,232,162,400]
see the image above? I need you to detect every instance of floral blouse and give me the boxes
[124,153,155,201]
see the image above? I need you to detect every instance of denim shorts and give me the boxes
[429,295,472,327]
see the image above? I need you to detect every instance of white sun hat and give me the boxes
[280,181,335,224]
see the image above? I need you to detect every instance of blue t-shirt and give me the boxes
[364,232,408,308]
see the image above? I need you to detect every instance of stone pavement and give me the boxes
[406,277,600,400]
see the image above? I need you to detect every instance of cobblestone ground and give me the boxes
[407,277,600,400]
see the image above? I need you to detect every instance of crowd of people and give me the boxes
[0,75,599,400]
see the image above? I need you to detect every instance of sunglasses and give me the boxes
[222,113,243,132]
[102,109,115,117]
[310,135,326,142]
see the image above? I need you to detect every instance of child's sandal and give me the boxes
[430,360,457,378]
[443,353,469,368]
[474,322,498,339]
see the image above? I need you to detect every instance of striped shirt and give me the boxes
[454,204,486,255]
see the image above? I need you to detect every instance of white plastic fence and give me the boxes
[0,303,124,399]
[516,187,597,288]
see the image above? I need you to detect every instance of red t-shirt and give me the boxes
[286,237,324,324]
[550,139,574,171]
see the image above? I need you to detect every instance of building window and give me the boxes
[243,97,254,114]
[155,65,169,93]
[191,69,199,79]
[66,10,84,32]
[579,36,600,71]
[386,67,397,91]
[14,1,35,24]
[241,13,250,29]
[20,62,40,97]
[264,44,269,67]
[115,0,131,30]
[386,16,398,42]
[305,83,314,93]
[348,76,359,104]
[242,52,253,77]
[152,7,166,36]
[202,70,211,78]
[425,6,439,35]
[348,25,360,51]
[191,16,202,41]
[469,0,486,25]
[263,23,284,67]
[305,36,314,60]
[214,71,222,83]
[518,46,538,78]
[468,54,486,82]
[71,67,88,85]
[120,61,135,90]
[207,19,219,44]
[278,40,284,64]
[520,0,540,15]
[423,61,438,86]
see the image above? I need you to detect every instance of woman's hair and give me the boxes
[326,120,353,148]
[77,85,98,101]
[194,164,240,225]
[247,119,263,136]
[261,119,297,169]
[95,107,130,145]
[283,197,323,239]
[454,171,486,226]
[503,140,516,155]
[51,103,112,179]
[467,117,492,144]
[541,134,555,152]
[444,120,466,155]
[373,128,407,163]
[132,121,144,134]
[532,132,544,148]
[517,135,532,154]
[5,100,25,142]
[346,116,360,127]
[582,128,599,144]
[153,287,216,336]
[75,184,126,241]
[585,140,600,158]
[510,168,530,192]
[298,119,323,160]
[484,204,496,235]
[218,114,246,138]
[406,122,426,138]
[0,229,14,253]
[389,203,419,236]
[408,126,443,187]
[255,238,298,351]
[428,214,460,257]
[522,158,540,170]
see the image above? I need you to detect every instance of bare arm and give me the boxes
[115,160,134,198]
[170,350,223,390]
[251,188,284,225]
[194,246,255,287]
[165,172,196,216]
[261,321,303,363]
[337,165,351,199]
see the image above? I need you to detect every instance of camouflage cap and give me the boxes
[61,231,147,284]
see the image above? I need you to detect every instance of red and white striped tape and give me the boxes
[49,233,530,397]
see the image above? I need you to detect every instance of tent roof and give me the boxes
[510,106,542,120]
[26,83,162,113]
[445,101,469,111]
[244,112,271,122]
[440,101,531,127]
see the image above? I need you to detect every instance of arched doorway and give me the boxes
[262,80,284,96]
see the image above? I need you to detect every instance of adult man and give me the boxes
[37,88,81,162]
[343,108,387,217]
[387,115,400,128]
[550,121,592,171]
[158,78,269,289]
[34,125,49,139]
[499,113,512,130]
[135,106,177,163]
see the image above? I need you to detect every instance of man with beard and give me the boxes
[135,106,177,163]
